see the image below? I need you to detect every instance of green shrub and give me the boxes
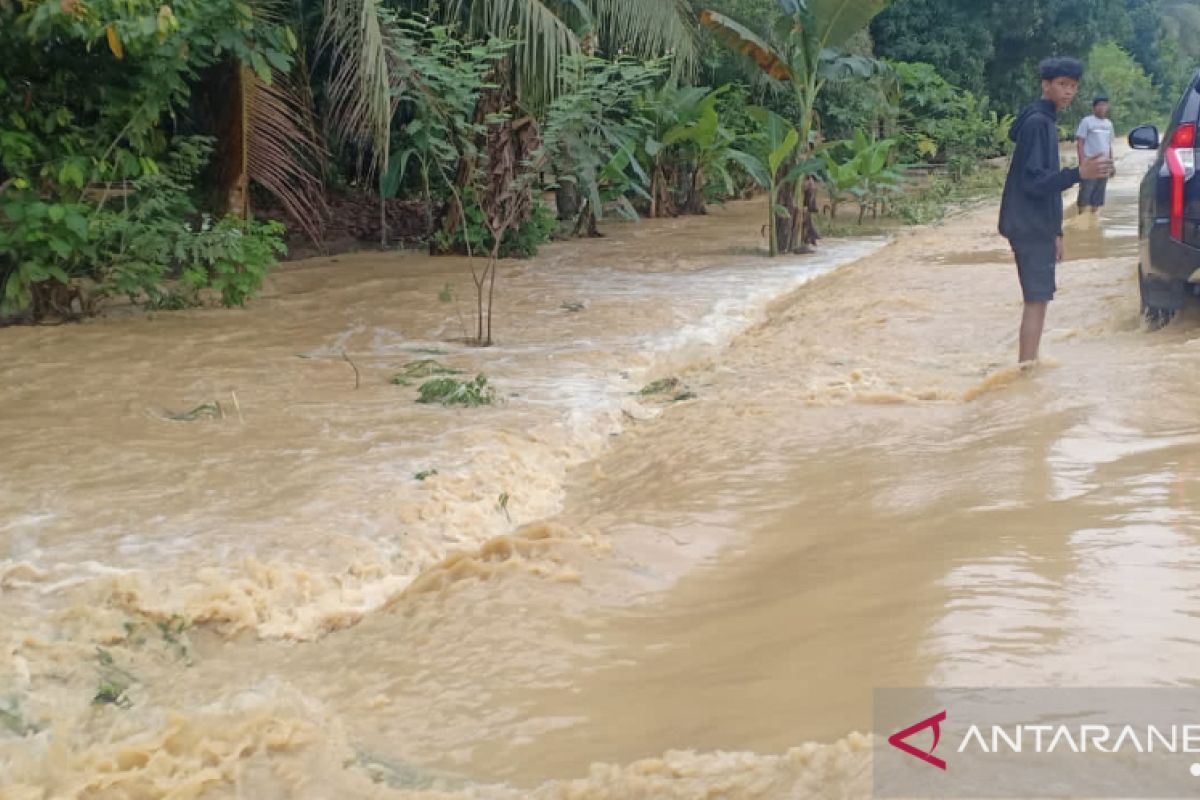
[179,215,287,308]
[892,62,1009,166]
[0,188,92,311]
[2,134,286,315]
[501,203,558,259]
[433,201,557,259]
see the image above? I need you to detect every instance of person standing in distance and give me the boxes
[999,57,1114,366]
[1076,96,1116,216]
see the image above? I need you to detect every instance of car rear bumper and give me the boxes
[1145,223,1200,281]
[1142,223,1200,310]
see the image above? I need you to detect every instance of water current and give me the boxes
[5,149,1198,799]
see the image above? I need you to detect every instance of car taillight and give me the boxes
[1167,123,1197,241]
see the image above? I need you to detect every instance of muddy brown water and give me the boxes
[5,150,1200,798]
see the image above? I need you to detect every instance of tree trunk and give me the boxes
[432,148,478,256]
[574,202,601,237]
[801,178,820,249]
[651,164,677,218]
[485,251,499,346]
[209,60,250,220]
[767,188,779,257]
[684,166,707,215]
[555,178,582,221]
[775,176,799,254]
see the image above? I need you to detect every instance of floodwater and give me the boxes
[5,148,1200,799]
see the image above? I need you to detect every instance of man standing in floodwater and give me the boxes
[1076,95,1116,216]
[999,57,1114,365]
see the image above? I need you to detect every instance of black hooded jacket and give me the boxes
[998,99,1081,242]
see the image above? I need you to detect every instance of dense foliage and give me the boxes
[3,0,1190,333]
[873,0,1191,114]
[0,0,295,316]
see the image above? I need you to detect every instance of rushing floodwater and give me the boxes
[5,149,1200,799]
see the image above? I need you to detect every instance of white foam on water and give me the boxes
[2,235,891,639]
[640,239,888,369]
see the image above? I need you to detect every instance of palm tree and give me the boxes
[443,0,699,104]
[214,65,329,244]
[210,0,330,244]
[314,0,699,243]
[322,0,700,148]
[700,0,890,252]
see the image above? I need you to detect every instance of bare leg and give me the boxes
[1019,301,1049,365]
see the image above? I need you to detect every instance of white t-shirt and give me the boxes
[1076,115,1115,159]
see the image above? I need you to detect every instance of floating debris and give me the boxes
[165,403,223,422]
[639,377,698,404]
[417,375,496,407]
[390,360,465,386]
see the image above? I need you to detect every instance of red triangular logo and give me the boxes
[888,710,948,770]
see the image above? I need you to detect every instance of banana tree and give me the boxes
[850,130,901,222]
[728,106,820,256]
[700,0,890,253]
[820,150,860,220]
[821,130,900,221]
[639,83,729,217]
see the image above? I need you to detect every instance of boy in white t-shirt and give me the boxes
[1076,96,1115,213]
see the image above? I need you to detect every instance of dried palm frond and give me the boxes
[245,67,329,243]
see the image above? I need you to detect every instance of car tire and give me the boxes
[1139,266,1176,330]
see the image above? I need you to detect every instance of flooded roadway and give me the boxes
[5,148,1200,798]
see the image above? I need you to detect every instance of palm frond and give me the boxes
[455,0,697,104]
[589,0,698,72]
[470,0,581,106]
[246,68,329,243]
[320,0,400,176]
[249,0,288,25]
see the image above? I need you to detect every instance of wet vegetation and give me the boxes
[641,377,699,403]
[166,402,226,422]
[88,618,194,711]
[0,697,39,737]
[415,374,497,407]
[390,359,466,386]
[1,0,1191,335]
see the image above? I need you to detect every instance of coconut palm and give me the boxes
[443,0,698,104]
[313,0,699,243]
[320,0,698,152]
[208,0,330,244]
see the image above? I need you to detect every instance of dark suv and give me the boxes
[1129,74,1200,324]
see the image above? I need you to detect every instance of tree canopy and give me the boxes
[873,0,1188,111]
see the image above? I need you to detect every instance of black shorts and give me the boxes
[1010,239,1057,303]
[1078,178,1108,208]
